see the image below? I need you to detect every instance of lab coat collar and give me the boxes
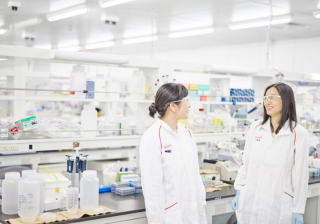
[157,119,182,135]
[261,117,291,136]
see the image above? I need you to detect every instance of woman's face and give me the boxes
[172,96,190,120]
[264,87,283,117]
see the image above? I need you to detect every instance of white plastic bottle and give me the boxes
[95,74,106,99]
[18,174,40,223]
[2,172,20,215]
[81,105,97,137]
[130,70,145,100]
[33,173,45,214]
[66,187,79,215]
[70,65,86,99]
[21,170,36,179]
[80,170,99,211]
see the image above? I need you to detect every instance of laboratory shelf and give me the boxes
[0,96,153,104]
[0,133,238,152]
[190,101,254,105]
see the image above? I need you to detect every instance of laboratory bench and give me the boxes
[1,178,320,224]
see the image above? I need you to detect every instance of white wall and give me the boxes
[131,37,320,74]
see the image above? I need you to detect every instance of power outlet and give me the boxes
[215,203,226,215]
[0,145,19,151]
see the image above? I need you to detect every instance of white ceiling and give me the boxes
[0,0,319,55]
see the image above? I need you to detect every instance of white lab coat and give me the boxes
[139,119,207,224]
[234,118,309,224]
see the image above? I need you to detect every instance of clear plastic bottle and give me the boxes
[18,174,40,223]
[81,105,97,137]
[2,172,20,215]
[80,170,99,211]
[95,74,106,99]
[130,70,145,100]
[70,65,86,99]
[33,173,45,214]
[66,187,79,215]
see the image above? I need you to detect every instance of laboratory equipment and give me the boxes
[42,173,69,211]
[60,190,66,211]
[70,65,86,99]
[99,185,112,193]
[80,154,88,178]
[81,105,97,137]
[65,154,74,182]
[2,172,20,215]
[130,70,145,100]
[18,174,40,223]
[217,142,243,164]
[15,116,38,132]
[66,187,78,215]
[73,142,81,191]
[129,181,142,194]
[40,213,56,222]
[21,169,36,178]
[116,187,135,196]
[111,182,129,193]
[116,171,136,182]
[80,170,99,211]
[120,174,139,182]
[203,179,212,188]
[314,159,320,168]
[86,81,95,99]
[203,160,239,182]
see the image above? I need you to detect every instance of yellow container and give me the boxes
[189,84,198,90]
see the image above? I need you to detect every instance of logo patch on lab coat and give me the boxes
[165,149,172,153]
[164,144,172,149]
[255,136,263,142]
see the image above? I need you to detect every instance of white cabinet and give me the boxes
[127,218,148,224]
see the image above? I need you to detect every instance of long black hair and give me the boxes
[262,82,297,134]
[149,83,188,118]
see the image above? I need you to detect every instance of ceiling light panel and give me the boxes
[57,46,81,51]
[168,28,214,38]
[85,41,114,49]
[314,11,320,18]
[122,36,158,45]
[229,15,292,30]
[46,4,88,22]
[99,0,135,8]
[0,29,6,35]
[9,18,42,29]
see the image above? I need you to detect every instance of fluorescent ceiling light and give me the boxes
[86,41,114,49]
[122,36,158,45]
[57,46,81,51]
[168,28,214,38]
[0,58,8,61]
[99,0,134,8]
[46,4,88,22]
[34,45,52,50]
[311,73,320,81]
[9,18,42,29]
[229,15,292,30]
[0,29,6,35]
[314,11,320,18]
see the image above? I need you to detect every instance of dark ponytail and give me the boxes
[148,83,188,118]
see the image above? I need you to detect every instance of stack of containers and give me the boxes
[129,181,142,194]
[198,85,211,101]
[111,182,129,193]
[116,187,135,196]
[184,84,211,102]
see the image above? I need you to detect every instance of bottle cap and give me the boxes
[5,172,20,180]
[21,170,36,178]
[83,170,97,178]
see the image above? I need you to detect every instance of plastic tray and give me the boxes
[116,187,135,195]
[111,182,129,193]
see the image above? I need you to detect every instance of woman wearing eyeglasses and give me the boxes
[232,83,309,224]
[139,83,207,224]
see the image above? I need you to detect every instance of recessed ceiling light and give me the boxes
[0,29,7,35]
[46,4,88,22]
[85,41,115,49]
[57,46,81,51]
[168,28,214,38]
[99,0,135,8]
[229,15,292,30]
[314,11,320,18]
[122,36,158,45]
[9,18,42,29]
[0,58,8,61]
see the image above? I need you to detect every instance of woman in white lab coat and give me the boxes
[232,83,309,224]
[139,83,207,224]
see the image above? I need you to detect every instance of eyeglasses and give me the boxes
[164,96,190,107]
[263,95,281,102]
